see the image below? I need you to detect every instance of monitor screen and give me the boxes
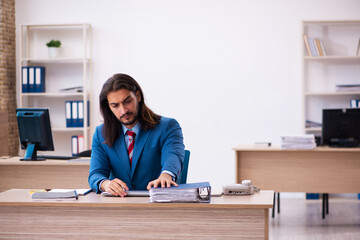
[16,108,54,160]
[322,108,360,147]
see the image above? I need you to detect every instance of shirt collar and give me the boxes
[122,121,140,136]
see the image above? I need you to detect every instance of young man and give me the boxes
[88,73,185,197]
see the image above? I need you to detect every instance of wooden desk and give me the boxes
[0,157,90,192]
[0,189,274,240]
[233,146,360,193]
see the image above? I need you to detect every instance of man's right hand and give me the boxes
[100,178,129,197]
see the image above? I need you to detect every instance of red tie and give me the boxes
[127,130,136,166]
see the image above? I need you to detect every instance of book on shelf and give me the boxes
[308,37,317,56]
[303,36,326,57]
[313,38,320,56]
[319,40,326,56]
[149,182,211,203]
[303,34,311,56]
[335,84,360,92]
[315,39,324,56]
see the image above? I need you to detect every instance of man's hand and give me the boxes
[100,178,129,197]
[147,172,178,190]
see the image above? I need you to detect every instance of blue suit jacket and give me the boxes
[88,117,185,192]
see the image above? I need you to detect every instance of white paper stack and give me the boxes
[280,134,316,149]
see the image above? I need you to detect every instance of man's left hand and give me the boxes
[147,172,178,190]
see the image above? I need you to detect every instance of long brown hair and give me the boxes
[100,73,161,147]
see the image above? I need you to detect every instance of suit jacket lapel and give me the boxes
[114,131,131,179]
[131,128,151,177]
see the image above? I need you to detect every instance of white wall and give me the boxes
[15,0,360,189]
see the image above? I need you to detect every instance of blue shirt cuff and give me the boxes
[98,179,107,192]
[162,170,176,181]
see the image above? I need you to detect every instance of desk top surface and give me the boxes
[0,189,274,209]
[233,145,360,152]
[0,157,90,165]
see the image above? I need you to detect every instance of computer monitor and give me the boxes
[322,108,360,147]
[16,108,54,161]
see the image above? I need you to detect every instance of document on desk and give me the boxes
[31,190,78,200]
[149,182,211,203]
[49,189,92,196]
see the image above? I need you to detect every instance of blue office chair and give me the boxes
[176,150,190,184]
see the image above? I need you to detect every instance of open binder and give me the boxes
[149,182,211,203]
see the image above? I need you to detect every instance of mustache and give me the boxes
[120,112,133,119]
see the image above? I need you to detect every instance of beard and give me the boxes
[119,111,138,126]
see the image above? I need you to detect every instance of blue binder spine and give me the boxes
[71,101,78,127]
[35,66,45,92]
[65,101,72,127]
[21,66,29,93]
[78,101,84,128]
[87,101,90,127]
[71,135,78,156]
[28,67,35,92]
[350,99,357,108]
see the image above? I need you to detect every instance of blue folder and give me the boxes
[35,66,45,92]
[65,101,72,127]
[21,66,29,93]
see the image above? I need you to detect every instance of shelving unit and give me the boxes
[19,23,92,156]
[302,20,360,134]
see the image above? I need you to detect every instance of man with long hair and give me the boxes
[88,73,185,197]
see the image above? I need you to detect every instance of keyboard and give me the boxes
[101,190,150,197]
[38,155,79,160]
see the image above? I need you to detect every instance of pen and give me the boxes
[83,189,93,195]
[74,190,79,200]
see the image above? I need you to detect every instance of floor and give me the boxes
[269,197,360,240]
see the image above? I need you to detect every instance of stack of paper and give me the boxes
[149,182,211,203]
[281,134,316,149]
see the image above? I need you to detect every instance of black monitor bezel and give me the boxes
[16,108,54,160]
[322,108,360,147]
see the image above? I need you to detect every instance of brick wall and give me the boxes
[0,0,19,156]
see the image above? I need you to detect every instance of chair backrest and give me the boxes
[176,150,190,184]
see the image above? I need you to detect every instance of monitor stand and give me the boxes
[20,143,45,161]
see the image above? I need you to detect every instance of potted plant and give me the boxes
[46,40,61,58]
